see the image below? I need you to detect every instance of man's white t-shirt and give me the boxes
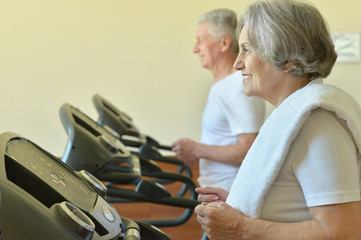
[198,71,265,191]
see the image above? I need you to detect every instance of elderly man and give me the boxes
[172,9,265,191]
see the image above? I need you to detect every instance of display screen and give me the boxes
[5,138,98,211]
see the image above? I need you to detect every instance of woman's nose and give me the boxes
[233,54,245,70]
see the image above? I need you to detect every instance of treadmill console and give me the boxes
[0,132,123,240]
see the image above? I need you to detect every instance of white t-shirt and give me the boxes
[261,108,361,222]
[198,71,265,191]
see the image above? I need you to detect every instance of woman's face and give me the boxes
[234,25,284,104]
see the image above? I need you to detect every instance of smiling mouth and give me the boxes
[243,74,252,84]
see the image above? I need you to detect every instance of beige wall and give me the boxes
[0,0,360,155]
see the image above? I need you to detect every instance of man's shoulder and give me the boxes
[223,70,242,81]
[211,71,244,93]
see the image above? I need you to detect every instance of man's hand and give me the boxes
[171,138,199,166]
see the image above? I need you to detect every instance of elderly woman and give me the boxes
[194,0,361,239]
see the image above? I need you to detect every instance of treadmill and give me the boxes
[92,94,192,189]
[0,132,170,240]
[59,103,199,227]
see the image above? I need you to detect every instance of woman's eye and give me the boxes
[244,47,252,55]
[241,48,249,56]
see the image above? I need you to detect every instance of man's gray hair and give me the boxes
[196,8,239,55]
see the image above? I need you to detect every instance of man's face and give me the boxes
[193,23,222,70]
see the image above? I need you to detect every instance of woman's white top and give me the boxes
[261,108,361,222]
[226,79,361,219]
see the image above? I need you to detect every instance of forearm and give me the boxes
[195,143,247,166]
[195,133,257,166]
[240,202,361,240]
[240,217,327,240]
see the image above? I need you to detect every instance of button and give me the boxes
[102,206,115,222]
[59,180,66,186]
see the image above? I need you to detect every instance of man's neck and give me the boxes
[211,55,237,81]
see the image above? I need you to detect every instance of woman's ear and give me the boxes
[283,61,294,72]
[220,35,232,52]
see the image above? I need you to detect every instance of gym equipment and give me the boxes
[92,94,172,152]
[60,103,141,185]
[92,94,192,191]
[59,103,199,227]
[0,132,170,240]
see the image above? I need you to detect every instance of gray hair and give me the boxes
[196,8,239,55]
[239,0,337,79]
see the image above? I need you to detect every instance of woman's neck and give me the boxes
[272,76,311,107]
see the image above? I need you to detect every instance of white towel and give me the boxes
[226,80,361,218]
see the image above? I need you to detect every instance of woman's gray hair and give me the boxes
[239,0,337,79]
[196,8,239,55]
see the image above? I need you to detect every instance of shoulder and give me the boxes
[210,71,244,99]
[212,71,243,91]
[305,109,348,130]
[299,108,353,147]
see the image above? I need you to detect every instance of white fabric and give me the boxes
[198,71,265,191]
[261,109,361,222]
[226,79,361,218]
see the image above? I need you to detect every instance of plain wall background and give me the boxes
[0,0,360,155]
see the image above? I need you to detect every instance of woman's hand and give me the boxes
[195,186,229,203]
[195,201,245,240]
